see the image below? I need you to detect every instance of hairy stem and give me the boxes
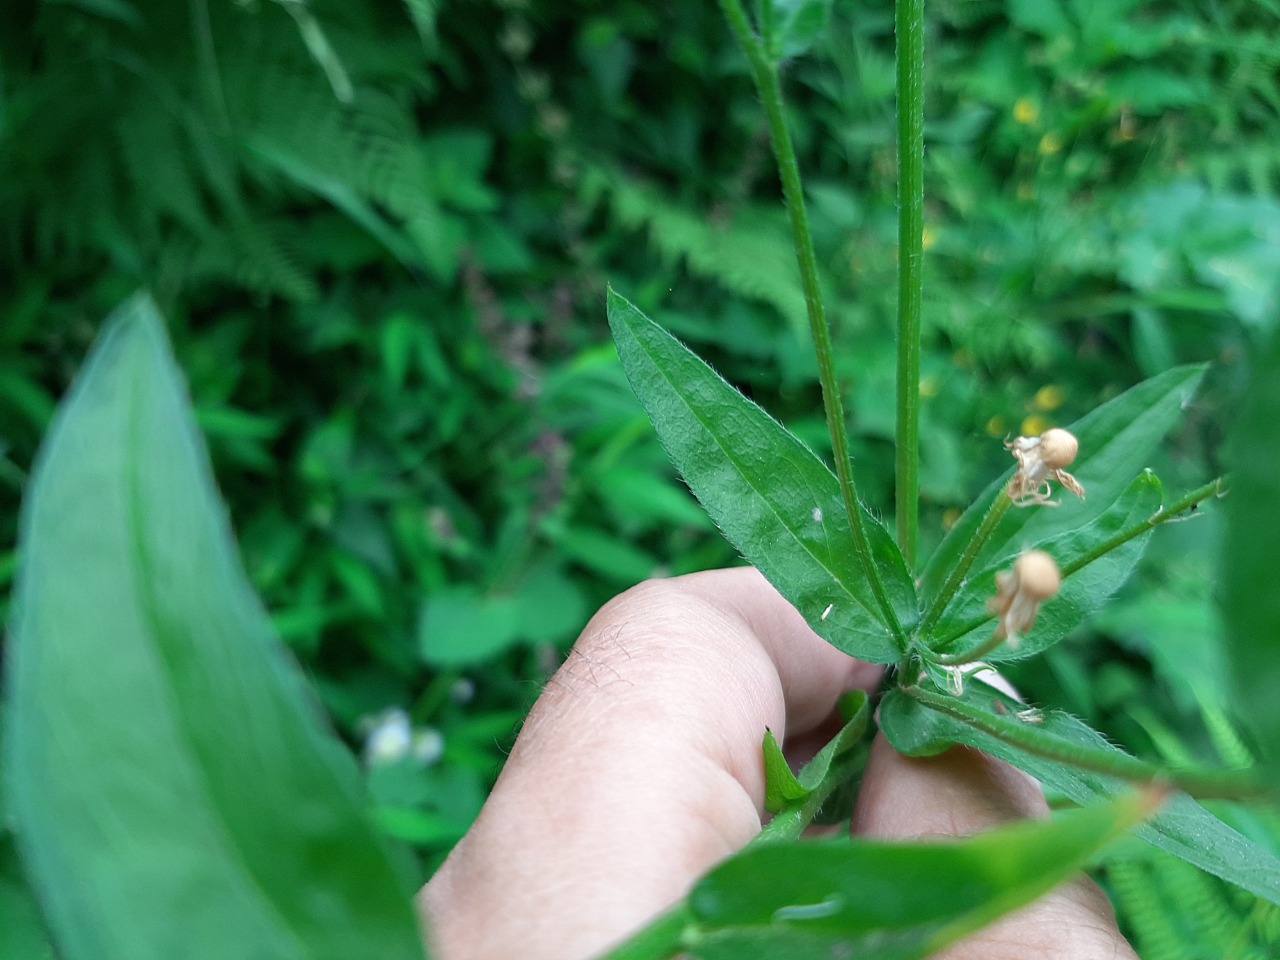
[895,0,925,567]
[718,0,903,641]
[931,629,1006,667]
[903,684,1263,799]
[1060,476,1224,577]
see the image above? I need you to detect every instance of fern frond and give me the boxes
[581,166,811,337]
[1109,850,1280,960]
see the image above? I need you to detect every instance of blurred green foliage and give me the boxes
[1,0,1278,950]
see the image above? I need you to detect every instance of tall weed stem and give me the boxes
[895,0,925,567]
[719,0,903,640]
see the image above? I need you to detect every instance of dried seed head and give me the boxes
[1013,549,1061,600]
[1005,427,1086,507]
[987,549,1062,649]
[1038,428,1078,470]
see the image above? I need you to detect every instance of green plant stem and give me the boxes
[931,629,1007,667]
[929,477,1225,652]
[718,0,903,642]
[1059,476,1224,578]
[895,0,925,568]
[916,488,1013,642]
[593,901,696,960]
[902,684,1264,800]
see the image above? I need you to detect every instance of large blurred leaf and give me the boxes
[3,294,425,960]
[931,470,1162,659]
[922,365,1206,604]
[418,587,520,666]
[0,835,55,960]
[1223,326,1280,782]
[685,790,1156,959]
[608,288,914,663]
[880,686,1280,904]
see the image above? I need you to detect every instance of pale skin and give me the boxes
[420,567,1139,960]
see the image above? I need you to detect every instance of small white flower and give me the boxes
[412,728,446,766]
[362,708,413,767]
[1005,428,1085,507]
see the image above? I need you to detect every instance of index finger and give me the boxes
[420,566,882,960]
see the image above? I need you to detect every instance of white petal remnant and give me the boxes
[1005,427,1085,507]
[362,708,413,766]
[987,550,1061,649]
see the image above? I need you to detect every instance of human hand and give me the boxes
[418,567,1138,960]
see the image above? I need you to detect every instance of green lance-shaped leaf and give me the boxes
[3,294,425,960]
[608,288,915,663]
[930,470,1162,659]
[763,691,870,814]
[922,365,1206,606]
[1222,326,1280,783]
[880,685,1280,905]
[684,789,1159,960]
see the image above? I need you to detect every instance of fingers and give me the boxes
[854,736,1139,960]
[853,735,1048,839]
[419,568,880,960]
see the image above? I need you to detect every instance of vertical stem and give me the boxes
[719,0,903,641]
[895,0,925,567]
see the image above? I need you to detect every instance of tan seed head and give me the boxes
[1038,428,1079,470]
[1014,550,1061,600]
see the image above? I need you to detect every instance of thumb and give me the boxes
[852,734,1139,960]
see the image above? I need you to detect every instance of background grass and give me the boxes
[3,0,1280,955]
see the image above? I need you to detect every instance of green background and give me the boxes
[3,0,1280,955]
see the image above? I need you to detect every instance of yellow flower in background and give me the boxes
[922,224,938,250]
[1021,413,1051,437]
[1033,385,1065,411]
[985,415,1007,437]
[919,376,940,398]
[1014,98,1039,125]
[1039,132,1064,155]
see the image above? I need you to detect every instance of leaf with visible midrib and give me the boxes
[687,790,1158,960]
[3,294,426,960]
[608,288,915,664]
[879,686,1280,906]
